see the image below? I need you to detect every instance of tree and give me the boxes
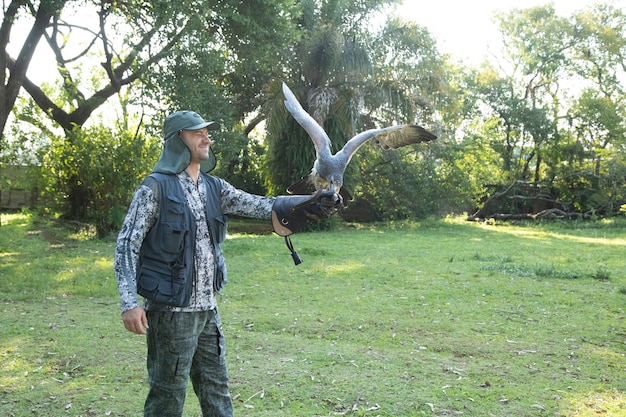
[264,0,391,195]
[353,17,453,218]
[494,6,568,181]
[4,1,207,218]
[264,0,449,220]
[5,0,301,220]
[466,3,625,217]
[150,0,300,192]
[1,0,67,143]
[570,4,626,98]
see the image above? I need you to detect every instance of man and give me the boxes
[114,110,340,417]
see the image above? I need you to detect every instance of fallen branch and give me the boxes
[468,208,591,221]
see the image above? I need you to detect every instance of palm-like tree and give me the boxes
[264,0,445,199]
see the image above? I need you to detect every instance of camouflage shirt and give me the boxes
[114,171,274,313]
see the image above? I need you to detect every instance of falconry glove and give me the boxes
[272,190,341,235]
[271,191,342,265]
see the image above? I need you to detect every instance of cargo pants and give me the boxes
[144,309,233,417]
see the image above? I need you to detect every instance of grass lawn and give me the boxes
[1,213,625,416]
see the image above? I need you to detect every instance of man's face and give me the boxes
[179,128,212,163]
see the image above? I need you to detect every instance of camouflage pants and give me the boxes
[144,309,233,417]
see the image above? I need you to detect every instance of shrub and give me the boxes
[40,125,160,237]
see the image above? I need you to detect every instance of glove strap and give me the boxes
[285,236,303,265]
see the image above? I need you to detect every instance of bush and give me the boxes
[40,125,160,237]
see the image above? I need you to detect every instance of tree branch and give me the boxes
[43,19,100,65]
[44,14,86,103]
[6,54,72,131]
[244,113,265,136]
[0,0,26,89]
[1,1,60,138]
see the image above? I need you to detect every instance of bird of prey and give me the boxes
[282,82,438,204]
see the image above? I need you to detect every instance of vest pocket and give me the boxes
[137,258,191,307]
[160,194,187,253]
[212,215,228,244]
[160,222,186,253]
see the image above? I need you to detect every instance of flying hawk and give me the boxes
[282,82,438,205]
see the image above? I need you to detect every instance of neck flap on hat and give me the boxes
[152,136,217,174]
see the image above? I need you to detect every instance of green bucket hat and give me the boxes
[153,111,221,174]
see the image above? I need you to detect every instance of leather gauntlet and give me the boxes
[272,190,342,237]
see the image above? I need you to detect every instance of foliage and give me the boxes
[40,124,160,236]
[214,126,267,195]
[4,0,300,214]
[464,3,626,217]
[1,214,625,416]
[264,1,449,206]
[2,0,625,226]
[437,131,506,211]
[142,0,301,194]
[356,144,440,219]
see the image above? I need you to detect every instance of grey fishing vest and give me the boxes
[136,172,227,307]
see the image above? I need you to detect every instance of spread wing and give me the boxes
[282,81,438,203]
[282,82,332,161]
[336,124,437,163]
[374,125,438,150]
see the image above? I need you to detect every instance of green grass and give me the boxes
[1,213,625,416]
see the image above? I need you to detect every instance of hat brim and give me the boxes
[184,121,221,131]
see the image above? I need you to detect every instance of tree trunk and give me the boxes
[0,1,61,143]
